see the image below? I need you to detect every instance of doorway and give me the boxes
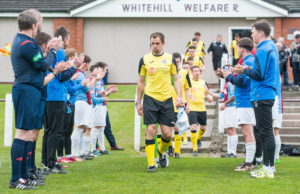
[228,27,251,66]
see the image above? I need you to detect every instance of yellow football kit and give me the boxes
[139,52,178,167]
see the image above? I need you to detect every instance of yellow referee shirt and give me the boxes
[139,52,178,101]
[189,78,207,112]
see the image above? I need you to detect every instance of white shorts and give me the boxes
[74,100,92,127]
[273,113,282,129]
[236,108,256,126]
[224,106,238,128]
[91,106,107,127]
[272,95,279,119]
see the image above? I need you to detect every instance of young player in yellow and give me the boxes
[181,61,190,144]
[230,33,240,66]
[184,46,204,70]
[186,32,206,60]
[188,66,212,156]
[185,38,204,58]
[171,53,191,158]
[136,32,183,173]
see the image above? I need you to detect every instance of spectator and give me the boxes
[290,33,300,87]
[277,37,287,50]
[207,34,228,75]
[230,33,240,66]
[276,42,289,81]
[278,37,289,85]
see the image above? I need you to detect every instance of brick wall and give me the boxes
[53,18,84,53]
[274,17,300,83]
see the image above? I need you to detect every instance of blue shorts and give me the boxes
[12,83,41,130]
[34,99,46,129]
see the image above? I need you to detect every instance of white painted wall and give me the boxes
[84,18,274,83]
[0,17,274,83]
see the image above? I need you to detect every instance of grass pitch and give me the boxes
[0,84,300,193]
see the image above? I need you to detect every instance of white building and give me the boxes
[0,0,299,84]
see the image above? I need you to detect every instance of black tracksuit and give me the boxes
[207,41,228,70]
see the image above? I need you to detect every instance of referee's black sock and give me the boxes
[27,141,33,169]
[11,138,26,182]
[21,141,29,179]
[31,141,37,169]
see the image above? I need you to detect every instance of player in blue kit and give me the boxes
[234,20,280,178]
[224,37,256,171]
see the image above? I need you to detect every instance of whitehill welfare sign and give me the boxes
[121,3,240,13]
[71,0,288,18]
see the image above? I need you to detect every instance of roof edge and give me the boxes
[250,0,288,16]
[70,0,108,16]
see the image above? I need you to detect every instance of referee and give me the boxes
[207,34,228,75]
[10,10,60,189]
[136,32,182,173]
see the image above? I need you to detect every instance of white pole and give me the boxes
[134,94,141,152]
[4,94,13,147]
[218,54,228,133]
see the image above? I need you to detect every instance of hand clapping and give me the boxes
[54,61,69,74]
[47,36,62,51]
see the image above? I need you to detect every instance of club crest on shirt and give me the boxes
[162,59,167,64]
[149,67,156,74]
[200,82,205,87]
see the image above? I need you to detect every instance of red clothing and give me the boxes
[238,48,256,65]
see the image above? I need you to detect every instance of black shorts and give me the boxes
[12,83,41,130]
[34,99,46,129]
[143,94,176,127]
[188,111,207,126]
[174,112,178,123]
[213,59,222,71]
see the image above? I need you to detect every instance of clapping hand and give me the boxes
[103,97,109,102]
[47,36,62,51]
[107,85,118,93]
[232,64,244,74]
[81,79,88,87]
[220,103,226,111]
[222,69,230,78]
[54,61,69,74]
[99,90,107,97]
